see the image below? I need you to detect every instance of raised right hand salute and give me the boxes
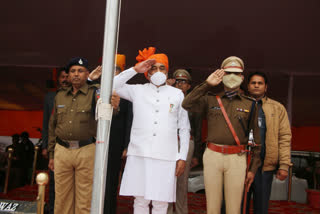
[133,59,156,73]
[206,69,225,86]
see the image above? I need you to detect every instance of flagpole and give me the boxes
[90,0,121,213]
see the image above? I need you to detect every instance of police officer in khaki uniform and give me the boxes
[48,57,113,214]
[167,69,203,214]
[182,56,261,214]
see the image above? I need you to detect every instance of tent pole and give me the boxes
[286,74,294,201]
[90,0,121,213]
[287,74,293,125]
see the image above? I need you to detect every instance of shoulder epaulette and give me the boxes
[207,91,216,96]
[88,83,99,89]
[56,86,69,93]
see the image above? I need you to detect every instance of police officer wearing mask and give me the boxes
[182,56,261,214]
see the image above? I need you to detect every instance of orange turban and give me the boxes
[136,47,169,78]
[116,54,126,71]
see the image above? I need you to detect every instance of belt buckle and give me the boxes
[221,146,225,153]
[68,140,80,149]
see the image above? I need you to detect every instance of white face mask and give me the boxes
[222,73,243,89]
[150,72,167,86]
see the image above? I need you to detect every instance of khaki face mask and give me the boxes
[222,73,243,89]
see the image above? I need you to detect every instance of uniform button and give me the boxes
[156,110,159,113]
[82,110,85,112]
[156,99,159,102]
[153,133,156,136]
[154,121,158,124]
[71,109,74,112]
[69,133,72,136]
[157,90,159,93]
[72,98,76,101]
[69,121,72,124]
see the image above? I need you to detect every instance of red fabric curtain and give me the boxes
[0,110,43,138]
[291,127,320,152]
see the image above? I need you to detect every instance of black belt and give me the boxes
[56,137,95,149]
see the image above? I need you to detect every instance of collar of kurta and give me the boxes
[66,83,89,95]
[148,83,168,92]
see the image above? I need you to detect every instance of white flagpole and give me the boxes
[90,0,121,213]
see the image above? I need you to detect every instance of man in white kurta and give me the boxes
[114,48,190,214]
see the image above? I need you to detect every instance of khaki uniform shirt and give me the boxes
[48,83,98,159]
[182,82,261,173]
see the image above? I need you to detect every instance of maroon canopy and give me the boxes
[0,0,320,126]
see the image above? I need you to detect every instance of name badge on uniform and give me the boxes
[236,108,249,113]
[169,104,174,112]
[57,105,65,108]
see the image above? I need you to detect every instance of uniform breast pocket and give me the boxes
[235,111,249,121]
[208,109,223,119]
[57,108,67,123]
[76,105,92,123]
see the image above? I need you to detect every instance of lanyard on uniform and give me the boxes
[216,95,241,146]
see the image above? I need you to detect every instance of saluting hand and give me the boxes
[134,59,156,74]
[89,65,102,81]
[175,160,186,177]
[206,69,225,86]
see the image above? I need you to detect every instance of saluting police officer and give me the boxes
[182,56,261,214]
[48,57,118,214]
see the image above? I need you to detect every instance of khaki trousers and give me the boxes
[203,148,246,214]
[167,140,194,214]
[54,143,96,214]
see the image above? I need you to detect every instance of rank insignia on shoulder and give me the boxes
[211,106,221,110]
[57,105,65,108]
[236,108,249,113]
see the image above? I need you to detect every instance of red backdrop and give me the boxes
[0,110,43,138]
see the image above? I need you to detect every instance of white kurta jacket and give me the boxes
[114,68,190,161]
